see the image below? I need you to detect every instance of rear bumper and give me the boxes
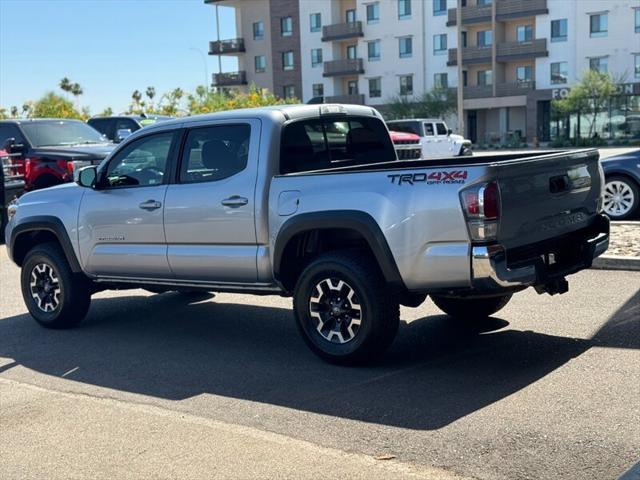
[471,214,610,293]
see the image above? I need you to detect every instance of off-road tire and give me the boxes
[21,242,91,329]
[431,294,512,319]
[293,251,400,365]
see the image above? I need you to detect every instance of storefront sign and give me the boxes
[552,82,640,99]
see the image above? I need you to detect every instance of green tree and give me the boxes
[130,90,143,114]
[552,70,618,137]
[157,87,184,116]
[186,85,294,115]
[59,77,72,97]
[100,106,114,117]
[10,106,19,118]
[22,103,33,117]
[145,86,156,112]
[386,87,456,120]
[31,92,83,119]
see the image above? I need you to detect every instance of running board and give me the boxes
[94,276,284,295]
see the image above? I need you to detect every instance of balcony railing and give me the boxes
[447,4,492,26]
[496,38,547,60]
[323,58,364,77]
[464,85,493,99]
[209,38,245,55]
[496,81,535,96]
[447,46,492,66]
[321,21,364,42]
[448,0,548,25]
[325,94,365,105]
[496,0,548,20]
[212,71,247,86]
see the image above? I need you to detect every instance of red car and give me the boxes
[388,130,422,160]
[0,119,115,191]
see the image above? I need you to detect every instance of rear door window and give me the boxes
[424,123,435,136]
[281,116,395,174]
[388,121,422,136]
[88,119,114,140]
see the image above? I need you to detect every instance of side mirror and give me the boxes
[2,137,26,155]
[116,129,132,143]
[75,166,97,188]
[447,128,453,136]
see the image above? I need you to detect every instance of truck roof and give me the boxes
[141,104,380,133]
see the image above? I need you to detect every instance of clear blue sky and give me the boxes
[0,0,237,114]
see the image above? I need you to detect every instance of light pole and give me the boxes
[456,0,464,136]
[189,47,209,93]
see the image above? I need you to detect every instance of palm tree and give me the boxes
[59,77,72,96]
[70,83,83,110]
[145,87,156,113]
[10,106,18,118]
[131,90,143,113]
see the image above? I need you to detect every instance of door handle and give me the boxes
[139,200,162,211]
[221,195,249,208]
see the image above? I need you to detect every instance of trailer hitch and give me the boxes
[534,277,569,296]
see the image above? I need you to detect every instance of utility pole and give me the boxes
[456,0,464,136]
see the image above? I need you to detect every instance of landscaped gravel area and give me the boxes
[608,222,640,257]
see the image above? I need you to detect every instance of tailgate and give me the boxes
[497,149,602,249]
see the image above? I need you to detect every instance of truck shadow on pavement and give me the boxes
[0,289,637,431]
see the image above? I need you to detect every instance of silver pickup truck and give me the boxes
[5,104,609,364]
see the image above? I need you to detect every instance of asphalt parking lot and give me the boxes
[0,249,638,480]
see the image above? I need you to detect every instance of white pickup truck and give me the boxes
[387,118,472,158]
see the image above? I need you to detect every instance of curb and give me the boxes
[592,255,640,272]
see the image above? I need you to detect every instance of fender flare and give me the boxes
[273,210,405,290]
[9,215,82,273]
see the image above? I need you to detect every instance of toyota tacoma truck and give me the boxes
[5,104,609,365]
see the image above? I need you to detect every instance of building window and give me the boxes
[398,0,411,19]
[550,62,568,84]
[589,56,608,73]
[346,9,356,23]
[589,13,607,38]
[635,54,640,78]
[399,75,413,95]
[281,16,293,37]
[347,44,358,59]
[312,83,324,97]
[369,77,382,98]
[253,21,264,40]
[433,0,447,16]
[283,85,295,99]
[348,80,359,95]
[433,34,447,55]
[635,8,640,33]
[551,19,567,42]
[310,13,321,32]
[399,37,412,58]
[311,48,323,67]
[366,3,380,24]
[434,73,448,88]
[516,25,533,43]
[478,0,492,5]
[477,30,492,47]
[254,55,266,73]
[282,51,294,70]
[477,69,492,86]
[368,40,381,61]
[516,65,533,82]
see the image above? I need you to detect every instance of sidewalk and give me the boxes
[0,378,467,480]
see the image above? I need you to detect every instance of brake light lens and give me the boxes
[460,181,501,242]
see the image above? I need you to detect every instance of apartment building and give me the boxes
[205,0,302,100]
[206,0,640,143]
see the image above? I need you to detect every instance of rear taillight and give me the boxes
[460,181,501,242]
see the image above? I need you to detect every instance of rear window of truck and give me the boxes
[280,116,396,174]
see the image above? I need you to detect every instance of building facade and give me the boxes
[206,0,640,143]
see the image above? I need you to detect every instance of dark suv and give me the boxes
[88,115,172,143]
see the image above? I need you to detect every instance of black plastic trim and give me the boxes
[9,215,82,272]
[273,210,405,290]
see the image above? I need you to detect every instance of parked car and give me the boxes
[387,118,472,158]
[88,114,173,143]
[5,104,609,365]
[1,149,25,241]
[0,119,116,191]
[389,130,422,160]
[600,148,640,220]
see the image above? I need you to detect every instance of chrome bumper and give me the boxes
[471,215,610,293]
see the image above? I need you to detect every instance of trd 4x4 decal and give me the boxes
[388,171,468,185]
